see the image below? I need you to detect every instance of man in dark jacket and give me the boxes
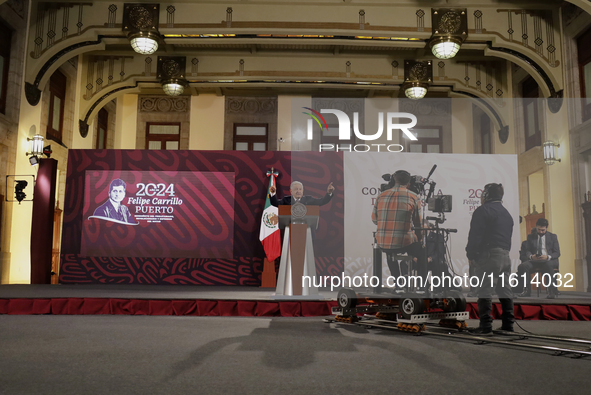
[466,183,514,335]
[516,218,560,298]
[269,181,334,207]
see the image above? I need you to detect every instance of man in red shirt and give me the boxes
[372,170,427,292]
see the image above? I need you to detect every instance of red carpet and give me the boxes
[1,298,590,320]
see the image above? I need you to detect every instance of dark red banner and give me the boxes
[81,170,235,258]
[60,150,344,285]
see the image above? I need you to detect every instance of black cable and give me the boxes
[513,320,535,334]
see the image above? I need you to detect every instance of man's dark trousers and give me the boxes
[473,247,514,330]
[383,242,428,287]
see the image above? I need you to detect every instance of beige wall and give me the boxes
[545,104,579,289]
[277,95,308,152]
[115,94,138,149]
[190,95,225,150]
[288,96,312,151]
[527,171,545,214]
[451,99,473,154]
[8,98,42,283]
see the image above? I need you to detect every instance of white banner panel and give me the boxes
[344,152,520,280]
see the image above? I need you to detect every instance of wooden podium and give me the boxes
[275,204,319,296]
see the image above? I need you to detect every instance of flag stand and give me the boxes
[260,257,277,288]
[259,167,280,287]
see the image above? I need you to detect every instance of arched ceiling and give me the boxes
[21,0,580,135]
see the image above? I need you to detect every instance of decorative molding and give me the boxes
[498,125,509,144]
[487,43,559,104]
[226,97,277,114]
[27,39,103,105]
[474,10,483,34]
[312,98,363,115]
[399,100,450,116]
[79,120,89,138]
[226,7,233,28]
[166,5,176,28]
[548,90,564,113]
[497,9,560,68]
[140,97,189,112]
[563,4,584,27]
[416,9,425,32]
[25,83,42,106]
[157,56,186,80]
[122,3,159,32]
[7,0,25,19]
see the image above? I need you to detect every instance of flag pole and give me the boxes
[260,167,280,288]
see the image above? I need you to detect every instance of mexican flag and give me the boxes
[259,174,281,262]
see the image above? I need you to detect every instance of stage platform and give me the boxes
[1,285,590,320]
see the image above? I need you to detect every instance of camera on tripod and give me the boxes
[380,173,426,194]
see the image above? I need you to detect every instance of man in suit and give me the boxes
[269,181,334,207]
[93,178,137,225]
[516,218,560,298]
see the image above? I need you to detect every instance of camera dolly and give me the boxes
[331,288,469,332]
[330,226,468,332]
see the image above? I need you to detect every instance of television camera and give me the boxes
[331,164,468,330]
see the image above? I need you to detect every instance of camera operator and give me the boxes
[372,170,428,292]
[466,183,514,335]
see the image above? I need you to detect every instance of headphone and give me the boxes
[482,183,503,203]
[393,170,410,178]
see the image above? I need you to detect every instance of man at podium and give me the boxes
[269,181,334,207]
[271,180,334,297]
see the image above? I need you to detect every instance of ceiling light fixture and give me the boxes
[123,3,162,55]
[157,56,188,96]
[429,8,467,60]
[402,60,432,100]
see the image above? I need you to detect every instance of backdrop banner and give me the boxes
[81,170,235,258]
[60,149,343,285]
[343,152,520,280]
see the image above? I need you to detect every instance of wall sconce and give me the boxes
[403,60,432,100]
[543,141,561,165]
[27,134,43,166]
[429,8,467,60]
[157,56,188,96]
[122,3,162,55]
[26,134,52,166]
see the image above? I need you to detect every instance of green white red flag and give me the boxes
[259,172,281,261]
